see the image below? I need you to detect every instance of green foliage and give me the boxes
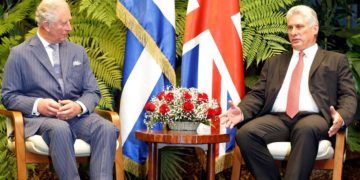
[0,35,21,70]
[345,18,360,93]
[78,0,118,27]
[0,115,16,179]
[302,0,354,50]
[0,0,38,74]
[348,124,360,152]
[175,0,188,59]
[72,0,126,109]
[241,0,294,68]
[0,0,38,36]
[160,146,192,180]
[97,80,114,110]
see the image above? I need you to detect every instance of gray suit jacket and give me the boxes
[239,48,357,126]
[2,35,101,137]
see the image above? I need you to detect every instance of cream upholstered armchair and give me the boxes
[1,108,124,180]
[231,129,346,180]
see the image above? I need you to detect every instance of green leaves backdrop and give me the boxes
[1,0,358,178]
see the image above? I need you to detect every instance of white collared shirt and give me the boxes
[271,44,319,113]
[37,32,58,66]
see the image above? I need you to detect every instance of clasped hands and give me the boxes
[38,98,82,120]
[219,101,344,137]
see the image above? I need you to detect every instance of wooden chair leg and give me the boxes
[16,155,27,180]
[115,144,124,180]
[231,145,242,180]
[332,131,346,180]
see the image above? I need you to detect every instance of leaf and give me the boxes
[161,146,193,179]
[241,0,295,67]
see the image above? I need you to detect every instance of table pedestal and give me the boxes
[135,130,230,180]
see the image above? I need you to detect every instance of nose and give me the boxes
[65,21,72,31]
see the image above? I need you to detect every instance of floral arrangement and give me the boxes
[144,87,222,129]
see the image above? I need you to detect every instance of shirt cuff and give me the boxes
[76,100,88,116]
[32,98,42,116]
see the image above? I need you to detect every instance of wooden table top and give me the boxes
[135,129,230,144]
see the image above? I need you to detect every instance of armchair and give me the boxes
[1,108,124,180]
[231,130,346,180]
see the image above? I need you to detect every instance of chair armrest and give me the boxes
[0,109,26,161]
[94,109,121,130]
[334,130,346,159]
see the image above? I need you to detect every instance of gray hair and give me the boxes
[286,5,319,27]
[35,0,69,25]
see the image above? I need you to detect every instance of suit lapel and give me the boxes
[309,48,325,77]
[29,36,58,81]
[59,41,72,82]
[278,52,292,82]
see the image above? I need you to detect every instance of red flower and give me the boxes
[207,108,216,118]
[197,93,208,103]
[145,102,156,112]
[159,104,170,115]
[214,106,222,115]
[182,101,194,113]
[157,91,165,100]
[207,106,222,118]
[165,92,174,102]
[183,91,192,100]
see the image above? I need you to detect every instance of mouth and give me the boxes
[291,39,301,43]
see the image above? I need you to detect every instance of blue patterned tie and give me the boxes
[49,44,64,94]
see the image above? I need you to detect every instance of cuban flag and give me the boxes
[181,0,245,171]
[117,0,176,174]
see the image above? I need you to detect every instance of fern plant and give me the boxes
[73,1,125,109]
[241,0,294,68]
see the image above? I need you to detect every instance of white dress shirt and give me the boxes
[271,44,319,113]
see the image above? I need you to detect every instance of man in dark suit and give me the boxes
[221,5,357,180]
[1,0,119,179]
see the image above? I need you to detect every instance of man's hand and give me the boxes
[37,98,61,117]
[328,106,344,137]
[220,101,244,129]
[57,100,82,121]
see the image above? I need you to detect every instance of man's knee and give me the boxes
[97,120,120,138]
[41,121,74,145]
[291,123,327,142]
[236,124,256,148]
[292,116,328,138]
[44,120,71,136]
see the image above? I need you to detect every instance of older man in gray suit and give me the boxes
[1,0,119,179]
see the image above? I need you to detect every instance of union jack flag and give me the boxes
[181,0,245,170]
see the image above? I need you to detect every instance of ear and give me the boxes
[312,24,319,36]
[42,21,51,32]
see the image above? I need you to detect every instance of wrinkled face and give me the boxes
[44,7,72,43]
[287,14,318,51]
